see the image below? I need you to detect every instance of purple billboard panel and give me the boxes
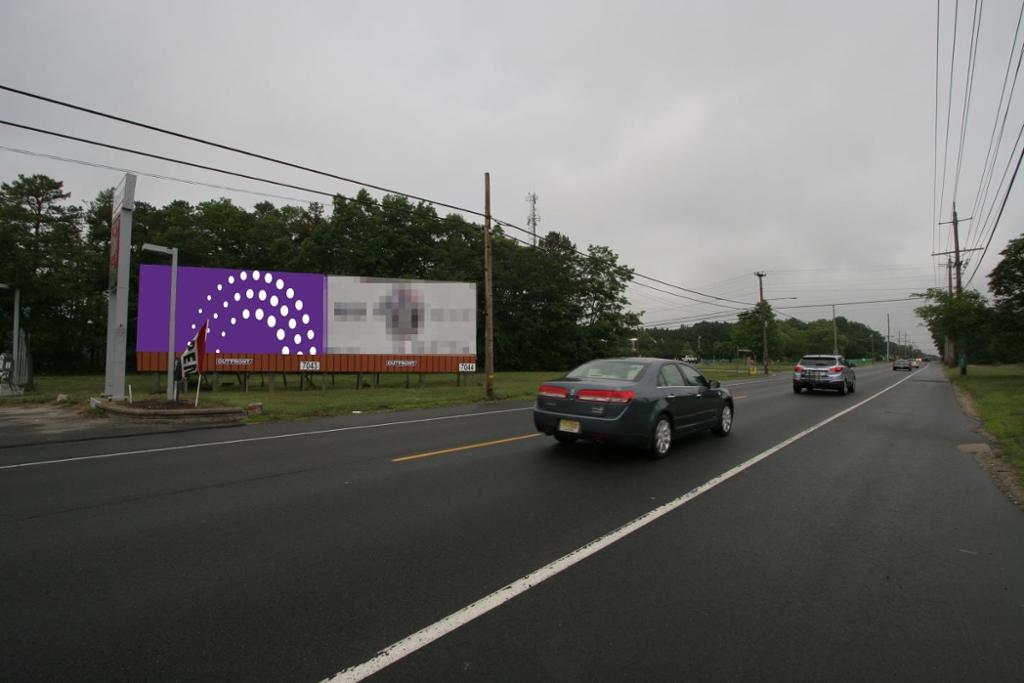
[137,265,325,355]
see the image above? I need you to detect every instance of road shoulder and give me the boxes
[948,380,1024,509]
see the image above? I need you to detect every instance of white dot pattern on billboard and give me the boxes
[170,270,321,355]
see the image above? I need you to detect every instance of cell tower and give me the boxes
[526,192,540,246]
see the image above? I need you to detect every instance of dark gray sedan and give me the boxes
[533,357,734,458]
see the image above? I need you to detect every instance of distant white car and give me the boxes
[681,355,699,363]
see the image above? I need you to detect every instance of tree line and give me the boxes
[7,173,1015,376]
[0,173,640,374]
[639,306,899,362]
[915,233,1024,365]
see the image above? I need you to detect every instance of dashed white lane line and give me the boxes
[322,371,919,682]
[0,407,532,470]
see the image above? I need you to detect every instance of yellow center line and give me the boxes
[734,394,748,400]
[392,433,542,463]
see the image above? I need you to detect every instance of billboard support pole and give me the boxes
[103,174,137,399]
[484,172,494,400]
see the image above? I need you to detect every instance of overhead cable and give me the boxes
[0,83,487,219]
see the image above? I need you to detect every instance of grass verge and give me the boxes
[2,372,564,422]
[1,361,794,422]
[946,364,1024,477]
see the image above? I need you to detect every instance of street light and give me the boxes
[0,283,19,386]
[141,243,178,401]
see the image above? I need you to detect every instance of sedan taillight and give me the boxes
[538,384,569,398]
[794,364,804,372]
[831,365,843,373]
[576,389,635,404]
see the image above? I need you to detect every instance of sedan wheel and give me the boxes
[650,415,672,458]
[712,403,733,436]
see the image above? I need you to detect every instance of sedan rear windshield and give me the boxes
[799,356,840,367]
[566,360,648,381]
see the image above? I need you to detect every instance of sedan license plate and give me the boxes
[558,419,581,434]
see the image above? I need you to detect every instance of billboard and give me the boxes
[327,276,476,356]
[136,266,476,373]
[137,265,326,355]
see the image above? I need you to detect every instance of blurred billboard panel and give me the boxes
[327,276,476,355]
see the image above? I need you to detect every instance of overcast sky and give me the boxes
[3,0,1023,355]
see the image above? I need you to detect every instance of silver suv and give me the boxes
[793,354,856,395]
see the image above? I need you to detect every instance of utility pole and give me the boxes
[831,304,838,355]
[936,206,980,373]
[526,192,540,247]
[952,204,966,374]
[755,271,768,375]
[886,313,890,361]
[944,258,953,365]
[484,173,495,400]
[952,203,963,296]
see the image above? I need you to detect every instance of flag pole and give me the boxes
[194,375,201,407]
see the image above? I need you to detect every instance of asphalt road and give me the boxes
[1,363,1022,682]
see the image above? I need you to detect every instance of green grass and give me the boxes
[946,364,1024,473]
[3,372,564,422]
[4,359,857,422]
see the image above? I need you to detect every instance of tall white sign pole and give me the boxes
[103,174,137,399]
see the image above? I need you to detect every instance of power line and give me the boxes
[965,129,1024,285]
[495,229,728,313]
[0,118,354,204]
[965,0,1024,253]
[493,220,753,307]
[0,121,495,240]
[0,87,751,314]
[938,0,961,223]
[0,124,746,323]
[640,310,743,328]
[0,144,319,206]
[0,83,488,220]
[775,296,921,311]
[952,0,984,204]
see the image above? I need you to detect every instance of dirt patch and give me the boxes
[951,383,1024,510]
[0,403,99,435]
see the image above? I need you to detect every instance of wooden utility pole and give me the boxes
[886,313,890,361]
[755,271,768,375]
[945,258,953,366]
[831,304,838,355]
[484,172,495,399]
[952,203,963,296]
[932,215,979,368]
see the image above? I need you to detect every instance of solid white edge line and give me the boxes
[323,370,919,683]
[0,407,531,470]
